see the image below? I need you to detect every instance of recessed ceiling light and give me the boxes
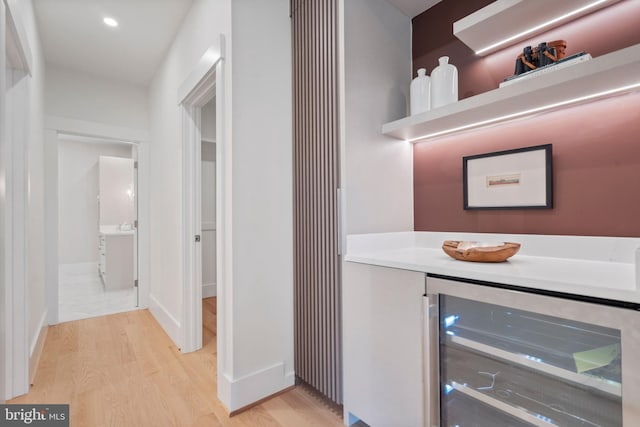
[103,17,119,27]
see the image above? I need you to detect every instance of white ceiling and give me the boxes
[33,0,193,86]
[387,0,443,18]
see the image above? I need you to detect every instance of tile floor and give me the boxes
[59,263,138,323]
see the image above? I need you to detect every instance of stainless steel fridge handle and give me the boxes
[423,294,440,427]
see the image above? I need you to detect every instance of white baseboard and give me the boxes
[202,282,217,298]
[29,310,49,384]
[219,363,295,412]
[148,295,181,349]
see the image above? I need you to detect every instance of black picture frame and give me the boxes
[463,144,553,210]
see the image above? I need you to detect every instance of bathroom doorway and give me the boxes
[56,134,139,322]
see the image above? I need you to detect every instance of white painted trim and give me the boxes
[178,42,224,106]
[45,115,149,143]
[202,283,217,298]
[44,130,59,325]
[29,310,48,384]
[148,295,181,347]
[179,39,224,355]
[2,65,30,400]
[4,0,32,74]
[215,44,232,401]
[222,363,296,412]
[136,142,151,309]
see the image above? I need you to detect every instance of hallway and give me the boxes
[9,299,344,427]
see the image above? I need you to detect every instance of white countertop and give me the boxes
[99,225,135,236]
[345,232,640,305]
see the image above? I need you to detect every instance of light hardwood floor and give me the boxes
[10,298,346,427]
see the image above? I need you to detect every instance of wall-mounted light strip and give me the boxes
[475,0,609,55]
[409,82,640,143]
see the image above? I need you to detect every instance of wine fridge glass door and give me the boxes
[425,277,639,427]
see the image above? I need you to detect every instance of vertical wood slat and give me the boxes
[291,0,342,404]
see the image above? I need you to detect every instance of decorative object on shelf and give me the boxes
[463,144,553,210]
[500,51,591,88]
[515,40,567,75]
[442,240,521,262]
[507,39,592,87]
[410,68,431,115]
[431,56,458,109]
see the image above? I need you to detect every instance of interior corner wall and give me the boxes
[341,0,414,238]
[412,0,640,237]
[229,0,294,410]
[147,0,231,349]
[44,65,149,130]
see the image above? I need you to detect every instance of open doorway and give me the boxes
[56,135,139,322]
[201,99,217,347]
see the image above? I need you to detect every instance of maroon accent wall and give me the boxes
[412,1,640,237]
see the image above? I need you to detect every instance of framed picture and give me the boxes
[463,144,553,210]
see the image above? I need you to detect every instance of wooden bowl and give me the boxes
[442,240,521,263]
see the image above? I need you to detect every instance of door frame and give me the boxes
[44,117,150,326]
[178,39,225,356]
[1,0,32,400]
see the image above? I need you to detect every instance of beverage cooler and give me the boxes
[424,276,640,427]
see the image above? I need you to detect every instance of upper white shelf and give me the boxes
[454,0,622,56]
[382,44,640,143]
[386,0,442,18]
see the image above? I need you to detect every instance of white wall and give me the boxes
[230,0,293,390]
[147,0,231,346]
[148,0,293,412]
[44,65,149,130]
[58,140,131,264]
[341,0,414,237]
[339,0,414,421]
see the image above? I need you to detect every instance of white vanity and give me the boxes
[98,226,134,290]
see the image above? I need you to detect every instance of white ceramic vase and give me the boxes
[410,68,431,115]
[431,56,458,109]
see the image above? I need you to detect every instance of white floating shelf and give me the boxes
[454,0,622,56]
[385,0,442,18]
[382,44,640,143]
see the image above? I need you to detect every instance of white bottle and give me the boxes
[431,56,458,109]
[410,68,431,115]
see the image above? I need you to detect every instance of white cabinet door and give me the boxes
[100,234,134,289]
[343,262,425,427]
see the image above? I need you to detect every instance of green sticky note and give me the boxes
[573,343,620,373]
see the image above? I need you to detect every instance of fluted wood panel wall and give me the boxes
[291,0,342,404]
